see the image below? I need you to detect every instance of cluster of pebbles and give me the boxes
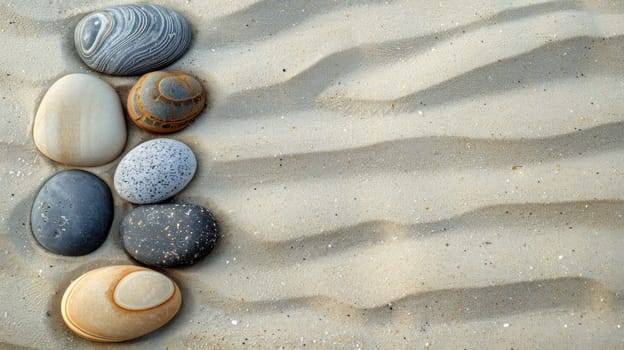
[29,4,217,342]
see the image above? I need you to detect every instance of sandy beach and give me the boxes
[1,0,623,348]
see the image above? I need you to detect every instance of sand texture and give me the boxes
[1,0,624,348]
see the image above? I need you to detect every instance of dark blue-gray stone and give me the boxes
[74,4,192,76]
[31,170,114,256]
[121,203,218,267]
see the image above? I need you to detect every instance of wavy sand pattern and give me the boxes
[1,0,623,348]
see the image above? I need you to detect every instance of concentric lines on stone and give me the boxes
[74,4,192,75]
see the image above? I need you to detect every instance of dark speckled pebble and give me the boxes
[121,203,218,267]
[31,170,114,256]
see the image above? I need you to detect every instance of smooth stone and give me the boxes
[33,73,126,167]
[113,271,174,310]
[61,265,181,342]
[74,4,192,75]
[113,138,196,204]
[121,203,219,267]
[127,71,206,134]
[30,170,113,256]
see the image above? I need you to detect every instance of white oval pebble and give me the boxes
[33,74,126,166]
[113,271,174,310]
[114,138,196,204]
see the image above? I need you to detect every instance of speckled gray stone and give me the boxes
[74,4,192,75]
[31,170,114,256]
[114,138,196,204]
[121,203,218,267]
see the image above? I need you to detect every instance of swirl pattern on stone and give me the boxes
[61,265,181,342]
[128,71,206,133]
[74,4,192,75]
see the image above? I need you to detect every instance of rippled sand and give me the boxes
[1,0,623,348]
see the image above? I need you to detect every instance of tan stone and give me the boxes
[61,265,181,342]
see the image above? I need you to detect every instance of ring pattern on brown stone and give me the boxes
[127,71,207,134]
